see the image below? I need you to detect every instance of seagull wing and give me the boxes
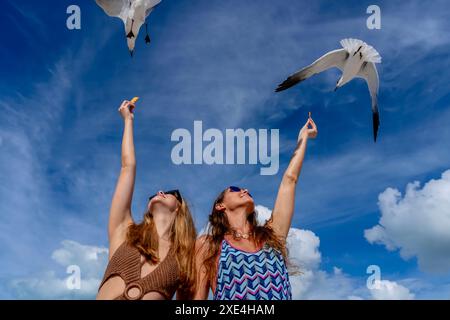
[95,0,128,22]
[138,0,162,21]
[275,49,349,92]
[357,62,380,142]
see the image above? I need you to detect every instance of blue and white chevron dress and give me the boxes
[213,239,292,300]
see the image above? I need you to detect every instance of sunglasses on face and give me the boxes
[228,186,252,198]
[148,189,183,204]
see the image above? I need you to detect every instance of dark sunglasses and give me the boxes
[228,186,252,198]
[148,189,183,203]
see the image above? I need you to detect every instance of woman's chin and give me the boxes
[150,201,177,213]
[245,202,255,214]
[150,201,167,211]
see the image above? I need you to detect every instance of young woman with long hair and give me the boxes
[194,116,318,300]
[96,100,197,300]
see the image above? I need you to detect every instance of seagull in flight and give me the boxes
[95,0,162,56]
[275,38,382,142]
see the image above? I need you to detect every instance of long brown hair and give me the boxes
[201,188,288,285]
[126,196,197,298]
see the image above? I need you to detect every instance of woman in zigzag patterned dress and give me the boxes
[194,115,318,300]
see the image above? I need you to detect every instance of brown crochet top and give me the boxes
[98,242,180,300]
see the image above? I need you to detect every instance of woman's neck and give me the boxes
[226,207,251,234]
[152,208,176,241]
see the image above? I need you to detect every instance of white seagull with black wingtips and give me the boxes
[95,0,162,56]
[276,38,382,142]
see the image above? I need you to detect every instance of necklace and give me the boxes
[227,228,252,240]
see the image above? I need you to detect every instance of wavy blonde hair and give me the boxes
[126,197,197,298]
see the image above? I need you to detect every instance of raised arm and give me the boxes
[269,117,318,239]
[108,100,137,257]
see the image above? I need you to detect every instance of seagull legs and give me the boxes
[145,23,151,44]
[127,19,135,39]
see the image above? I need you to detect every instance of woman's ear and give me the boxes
[215,203,226,211]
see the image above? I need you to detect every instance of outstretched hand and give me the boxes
[298,116,318,142]
[118,100,136,120]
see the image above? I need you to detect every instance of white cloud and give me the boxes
[290,268,365,300]
[365,170,450,274]
[255,204,272,225]
[286,228,321,271]
[370,280,415,300]
[208,205,420,300]
[9,271,102,300]
[286,230,416,300]
[51,240,108,279]
[9,240,108,299]
[256,205,370,300]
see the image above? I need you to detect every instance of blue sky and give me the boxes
[0,0,449,299]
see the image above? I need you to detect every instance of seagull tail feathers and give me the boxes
[340,38,366,53]
[340,38,382,63]
[363,45,382,63]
